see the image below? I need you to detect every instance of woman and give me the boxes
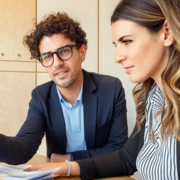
[25,0,180,179]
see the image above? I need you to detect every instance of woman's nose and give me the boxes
[114,49,126,64]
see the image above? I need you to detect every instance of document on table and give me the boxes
[0,164,60,180]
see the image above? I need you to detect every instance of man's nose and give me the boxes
[53,53,64,67]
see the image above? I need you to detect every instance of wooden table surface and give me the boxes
[27,154,135,180]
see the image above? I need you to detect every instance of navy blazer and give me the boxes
[0,70,128,164]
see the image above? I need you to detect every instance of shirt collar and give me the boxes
[56,77,83,105]
[147,82,166,107]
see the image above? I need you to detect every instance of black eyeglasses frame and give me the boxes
[37,44,77,67]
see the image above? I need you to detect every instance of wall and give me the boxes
[0,0,36,147]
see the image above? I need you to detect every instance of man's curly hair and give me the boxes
[23,12,88,60]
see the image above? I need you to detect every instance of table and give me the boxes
[27,154,135,180]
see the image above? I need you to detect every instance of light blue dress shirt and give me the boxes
[56,83,87,155]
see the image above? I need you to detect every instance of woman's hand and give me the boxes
[24,162,80,176]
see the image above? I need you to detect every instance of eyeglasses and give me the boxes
[37,44,76,67]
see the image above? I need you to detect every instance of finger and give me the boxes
[52,168,62,176]
[24,165,43,172]
[24,167,37,172]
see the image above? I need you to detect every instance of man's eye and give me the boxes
[42,54,51,60]
[63,48,70,53]
[45,54,51,59]
[123,40,132,45]
[62,49,68,53]
[59,48,70,54]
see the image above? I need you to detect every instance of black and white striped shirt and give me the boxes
[136,84,178,180]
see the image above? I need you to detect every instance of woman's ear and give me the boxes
[163,20,174,47]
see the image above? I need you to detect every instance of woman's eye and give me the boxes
[123,40,132,45]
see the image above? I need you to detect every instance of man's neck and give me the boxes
[58,72,83,105]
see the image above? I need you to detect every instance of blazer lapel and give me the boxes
[49,83,67,153]
[82,70,97,149]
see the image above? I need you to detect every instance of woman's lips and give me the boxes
[124,66,134,73]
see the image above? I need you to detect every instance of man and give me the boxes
[0,12,127,164]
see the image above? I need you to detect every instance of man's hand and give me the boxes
[50,153,70,162]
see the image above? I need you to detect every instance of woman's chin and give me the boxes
[129,75,145,84]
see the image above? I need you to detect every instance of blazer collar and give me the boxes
[49,83,67,153]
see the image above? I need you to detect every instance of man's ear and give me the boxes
[79,44,87,62]
[163,20,174,47]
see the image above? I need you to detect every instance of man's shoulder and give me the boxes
[84,71,124,100]
[35,80,54,90]
[86,71,121,86]
[33,80,54,97]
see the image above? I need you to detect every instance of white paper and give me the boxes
[0,164,60,180]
